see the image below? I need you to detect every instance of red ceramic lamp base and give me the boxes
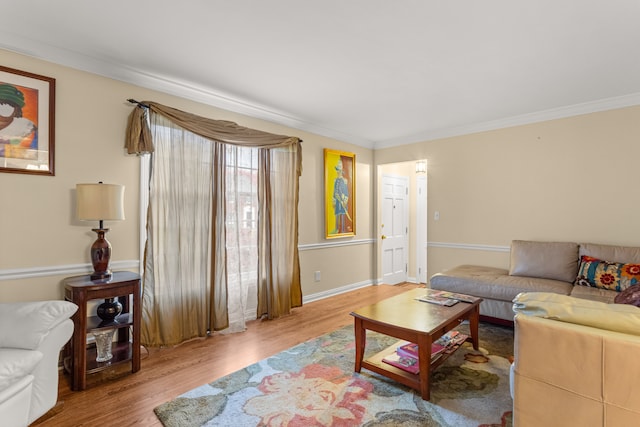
[90,228,112,281]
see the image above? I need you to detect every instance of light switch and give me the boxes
[434,211,440,221]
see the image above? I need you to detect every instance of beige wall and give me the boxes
[0,49,375,302]
[2,48,638,303]
[376,106,640,278]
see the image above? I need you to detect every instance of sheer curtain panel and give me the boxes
[141,114,219,346]
[127,102,302,347]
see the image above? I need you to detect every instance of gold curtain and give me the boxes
[129,101,303,345]
[125,101,300,152]
[257,148,303,318]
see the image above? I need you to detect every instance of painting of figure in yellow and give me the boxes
[324,149,355,238]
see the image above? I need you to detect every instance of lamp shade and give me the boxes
[76,183,125,221]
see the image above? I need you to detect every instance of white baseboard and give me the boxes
[302,276,424,304]
[303,280,375,304]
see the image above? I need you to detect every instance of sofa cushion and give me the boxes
[0,301,78,350]
[580,243,640,264]
[569,285,618,304]
[0,349,43,389]
[509,240,579,283]
[575,256,640,291]
[431,264,573,302]
[513,292,640,336]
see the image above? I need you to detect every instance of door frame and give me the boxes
[416,174,427,283]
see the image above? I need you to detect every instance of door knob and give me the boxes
[381,235,387,240]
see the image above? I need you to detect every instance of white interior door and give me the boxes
[381,174,408,284]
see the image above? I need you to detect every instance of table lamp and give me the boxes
[76,182,125,281]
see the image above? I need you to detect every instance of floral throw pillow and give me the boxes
[575,256,640,291]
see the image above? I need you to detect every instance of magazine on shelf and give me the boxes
[396,341,446,360]
[381,352,420,374]
[383,331,472,374]
[439,331,470,354]
[394,332,468,361]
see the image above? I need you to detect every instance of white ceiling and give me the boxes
[2,0,640,148]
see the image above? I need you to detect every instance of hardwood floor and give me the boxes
[38,283,420,427]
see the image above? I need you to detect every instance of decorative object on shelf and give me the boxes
[76,182,125,281]
[93,329,116,362]
[96,297,123,321]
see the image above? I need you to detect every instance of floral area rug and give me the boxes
[154,322,514,427]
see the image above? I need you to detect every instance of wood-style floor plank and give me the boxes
[36,283,419,427]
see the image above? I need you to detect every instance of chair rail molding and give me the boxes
[1,241,504,281]
[0,260,140,281]
[298,238,375,251]
[428,241,510,252]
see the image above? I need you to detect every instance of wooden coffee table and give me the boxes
[350,288,482,400]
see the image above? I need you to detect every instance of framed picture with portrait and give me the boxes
[324,148,355,238]
[0,65,55,176]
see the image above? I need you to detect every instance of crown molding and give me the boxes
[376,92,640,148]
[2,32,638,150]
[0,33,375,149]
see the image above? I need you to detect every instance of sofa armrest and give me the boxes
[28,319,74,424]
[0,375,33,427]
[513,292,640,336]
[0,349,43,390]
[513,314,640,425]
[0,301,78,350]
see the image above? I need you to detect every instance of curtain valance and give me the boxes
[125,100,302,154]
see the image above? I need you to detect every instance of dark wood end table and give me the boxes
[63,271,141,391]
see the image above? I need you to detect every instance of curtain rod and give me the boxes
[127,98,149,108]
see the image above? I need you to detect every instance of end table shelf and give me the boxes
[63,271,141,391]
[86,312,133,330]
[85,341,133,373]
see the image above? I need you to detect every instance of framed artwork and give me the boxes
[0,65,55,176]
[324,148,355,238]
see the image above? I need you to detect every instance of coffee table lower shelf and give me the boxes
[361,340,467,392]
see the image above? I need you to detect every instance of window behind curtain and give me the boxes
[224,145,259,332]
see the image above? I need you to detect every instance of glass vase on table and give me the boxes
[93,329,116,362]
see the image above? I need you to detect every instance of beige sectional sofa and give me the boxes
[510,292,640,426]
[429,240,640,322]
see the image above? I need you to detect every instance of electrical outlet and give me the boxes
[314,271,321,282]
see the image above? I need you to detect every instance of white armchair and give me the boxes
[0,300,77,427]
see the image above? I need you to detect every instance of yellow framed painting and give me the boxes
[324,148,355,238]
